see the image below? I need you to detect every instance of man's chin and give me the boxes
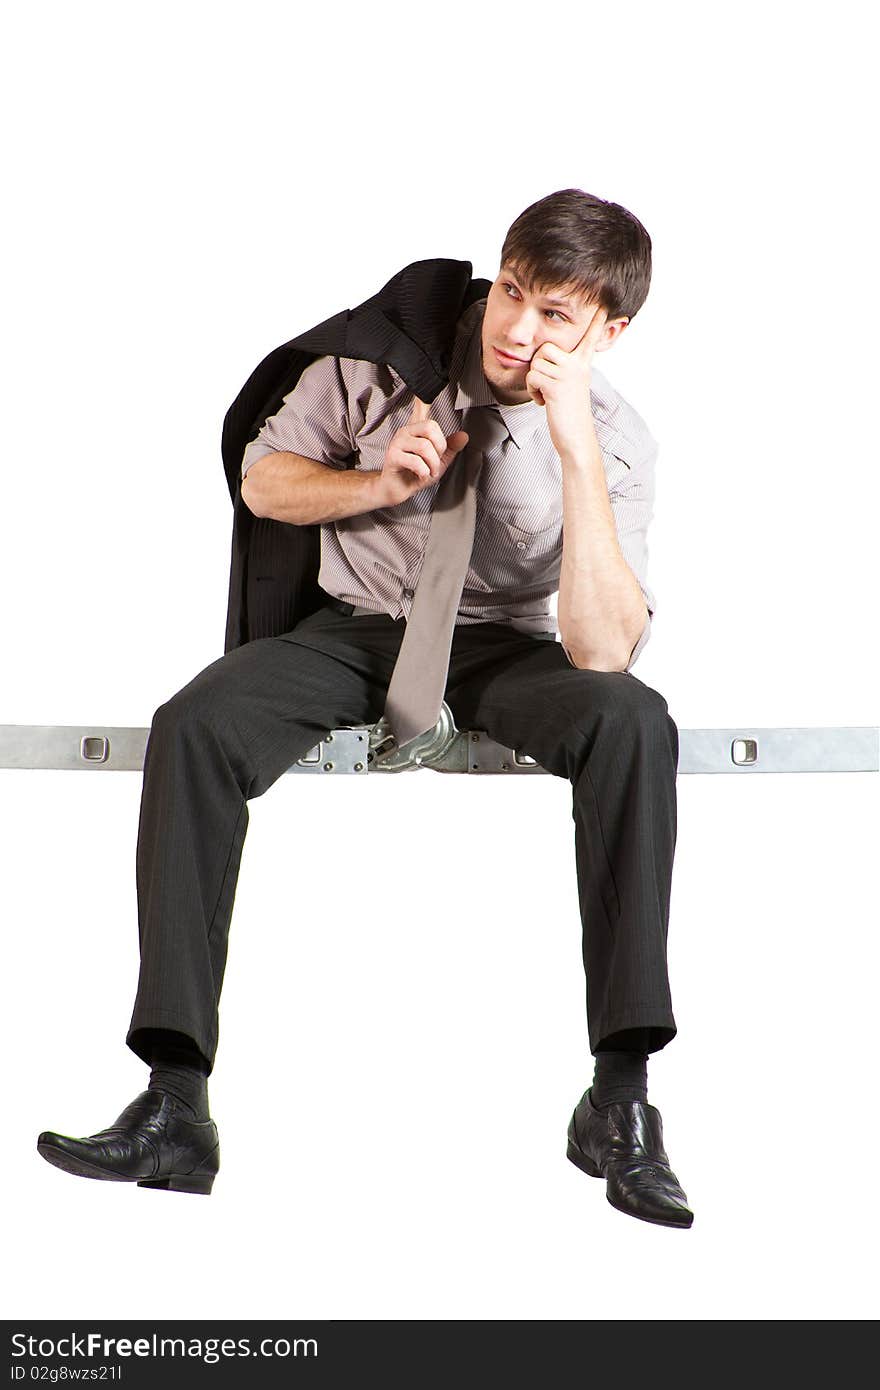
[483,360,520,395]
[488,379,532,406]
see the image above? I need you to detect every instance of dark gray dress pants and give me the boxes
[127,602,679,1073]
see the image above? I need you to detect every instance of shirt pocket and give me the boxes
[498,511,563,555]
[477,479,563,538]
[467,505,563,594]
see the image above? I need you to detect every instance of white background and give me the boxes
[2,0,877,1321]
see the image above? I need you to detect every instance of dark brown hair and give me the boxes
[500,188,652,322]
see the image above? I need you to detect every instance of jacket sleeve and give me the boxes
[241,355,357,481]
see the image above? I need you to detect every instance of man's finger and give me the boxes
[575,305,608,355]
[409,395,431,423]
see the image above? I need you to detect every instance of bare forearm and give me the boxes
[241,452,386,525]
[557,428,648,671]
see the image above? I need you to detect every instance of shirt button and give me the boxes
[402,587,415,598]
[515,540,527,550]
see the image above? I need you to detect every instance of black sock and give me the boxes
[591,1048,649,1108]
[147,1029,210,1122]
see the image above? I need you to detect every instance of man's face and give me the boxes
[480,261,628,404]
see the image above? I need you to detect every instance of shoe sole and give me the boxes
[37,1140,217,1195]
[566,1141,694,1229]
[606,1191,694,1228]
[566,1140,602,1178]
[137,1165,216,1195]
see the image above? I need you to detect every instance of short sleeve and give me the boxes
[609,445,657,671]
[241,355,357,481]
[609,445,657,610]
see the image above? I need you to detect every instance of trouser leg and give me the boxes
[445,624,679,1056]
[568,683,679,1055]
[127,606,405,1074]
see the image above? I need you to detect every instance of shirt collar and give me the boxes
[452,300,547,450]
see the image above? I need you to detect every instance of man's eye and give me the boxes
[502,283,564,321]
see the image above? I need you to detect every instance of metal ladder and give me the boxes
[1,705,877,775]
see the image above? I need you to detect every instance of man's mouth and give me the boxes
[493,346,529,367]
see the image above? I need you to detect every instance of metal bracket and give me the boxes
[0,709,877,775]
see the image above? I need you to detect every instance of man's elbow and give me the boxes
[561,618,651,673]
[240,463,268,518]
[560,640,628,673]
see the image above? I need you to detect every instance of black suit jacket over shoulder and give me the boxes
[221,258,492,653]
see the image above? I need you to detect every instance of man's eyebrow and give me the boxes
[502,266,578,311]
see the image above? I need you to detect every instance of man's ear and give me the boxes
[595,316,630,353]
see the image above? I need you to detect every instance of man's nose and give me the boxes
[506,308,539,348]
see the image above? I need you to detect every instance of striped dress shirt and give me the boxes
[241,297,658,670]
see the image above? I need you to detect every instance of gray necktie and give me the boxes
[383,404,510,751]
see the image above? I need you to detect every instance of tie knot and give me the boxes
[462,404,509,454]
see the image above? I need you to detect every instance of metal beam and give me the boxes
[0,722,876,775]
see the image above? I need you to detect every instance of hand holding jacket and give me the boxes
[375,396,470,507]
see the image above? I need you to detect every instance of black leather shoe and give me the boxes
[37,1089,220,1195]
[567,1087,693,1228]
